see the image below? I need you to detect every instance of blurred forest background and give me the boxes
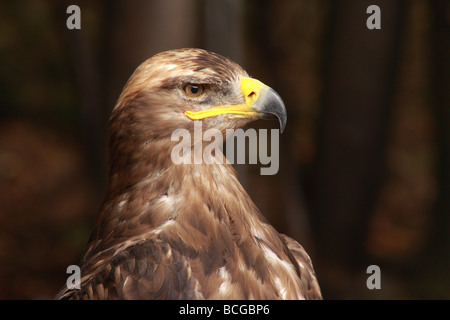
[0,0,448,299]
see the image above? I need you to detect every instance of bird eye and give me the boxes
[182,84,205,98]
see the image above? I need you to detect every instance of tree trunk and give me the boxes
[308,0,405,298]
[415,0,450,298]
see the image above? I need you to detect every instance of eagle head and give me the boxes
[107,48,287,189]
[111,48,286,139]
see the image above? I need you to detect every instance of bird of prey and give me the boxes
[56,48,321,300]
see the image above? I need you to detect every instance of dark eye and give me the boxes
[182,84,205,98]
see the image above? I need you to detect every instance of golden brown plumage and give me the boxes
[56,48,321,300]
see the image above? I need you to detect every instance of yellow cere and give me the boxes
[239,77,265,106]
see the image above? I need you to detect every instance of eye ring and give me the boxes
[182,84,205,98]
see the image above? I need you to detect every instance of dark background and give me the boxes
[0,0,448,299]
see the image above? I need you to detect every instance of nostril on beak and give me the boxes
[247,91,257,104]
